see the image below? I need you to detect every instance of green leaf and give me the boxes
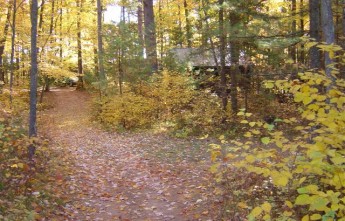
[295,194,310,205]
[261,137,270,144]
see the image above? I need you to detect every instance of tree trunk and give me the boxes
[97,0,106,91]
[143,0,158,72]
[10,0,17,107]
[299,0,305,64]
[137,0,144,57]
[29,0,39,160]
[219,0,227,111]
[309,0,321,69]
[0,3,12,83]
[184,0,192,47]
[321,0,336,82]
[290,0,297,62]
[59,0,63,61]
[76,0,84,89]
[177,5,183,47]
[229,12,239,113]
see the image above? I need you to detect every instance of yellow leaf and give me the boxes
[283,211,292,216]
[237,202,248,209]
[250,206,263,218]
[271,171,289,187]
[246,155,256,163]
[244,132,252,137]
[249,122,256,127]
[261,202,271,212]
[302,215,310,221]
[310,214,321,220]
[285,200,293,208]
[210,163,220,173]
[237,112,245,116]
[261,137,270,144]
[240,120,249,124]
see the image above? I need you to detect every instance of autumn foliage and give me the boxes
[95,70,225,135]
[210,53,345,220]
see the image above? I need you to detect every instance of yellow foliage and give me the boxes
[210,45,345,220]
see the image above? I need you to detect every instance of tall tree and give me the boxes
[29,0,39,160]
[137,0,144,56]
[143,0,158,72]
[76,0,84,89]
[10,0,17,106]
[97,0,106,91]
[321,0,336,82]
[218,0,227,111]
[309,0,321,69]
[0,2,12,83]
[184,0,192,47]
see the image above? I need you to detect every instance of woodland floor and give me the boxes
[39,87,220,221]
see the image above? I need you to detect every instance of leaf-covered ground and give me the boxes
[40,88,220,220]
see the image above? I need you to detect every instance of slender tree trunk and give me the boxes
[143,0,158,72]
[59,0,63,61]
[299,0,305,64]
[137,0,144,56]
[219,0,227,111]
[177,5,183,47]
[201,0,218,67]
[76,0,84,89]
[97,0,106,90]
[184,0,192,47]
[309,0,321,69]
[321,0,336,82]
[229,12,239,113]
[10,0,17,108]
[0,3,12,83]
[29,0,39,160]
[290,0,297,62]
[158,0,164,59]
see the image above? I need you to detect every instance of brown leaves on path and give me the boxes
[39,88,220,220]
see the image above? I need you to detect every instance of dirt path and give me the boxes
[40,88,219,221]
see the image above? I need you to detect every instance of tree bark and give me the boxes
[219,0,227,111]
[0,2,12,83]
[76,0,84,89]
[29,0,39,160]
[10,0,17,107]
[137,0,144,57]
[184,0,192,47]
[143,0,158,72]
[309,0,321,69]
[229,11,239,113]
[97,0,106,90]
[321,0,336,82]
[299,0,305,64]
[290,0,297,62]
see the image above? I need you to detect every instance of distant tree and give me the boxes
[76,0,84,89]
[321,0,335,82]
[10,0,17,106]
[29,0,38,160]
[143,0,158,72]
[97,0,106,92]
[309,0,321,70]
[0,2,12,83]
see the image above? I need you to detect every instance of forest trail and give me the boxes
[40,88,218,221]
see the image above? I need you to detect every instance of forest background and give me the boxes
[0,0,345,220]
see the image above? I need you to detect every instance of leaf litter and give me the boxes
[39,88,220,220]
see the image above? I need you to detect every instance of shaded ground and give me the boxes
[40,88,220,221]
